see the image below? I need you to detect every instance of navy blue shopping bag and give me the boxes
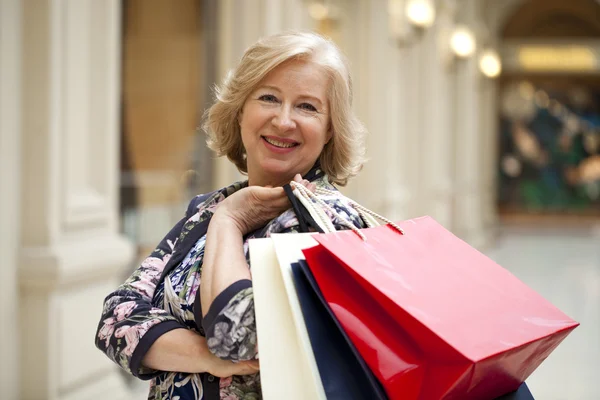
[497,383,535,400]
[289,260,388,400]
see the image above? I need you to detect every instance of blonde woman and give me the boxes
[95,31,369,399]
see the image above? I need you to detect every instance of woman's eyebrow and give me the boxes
[257,85,325,106]
[256,84,281,93]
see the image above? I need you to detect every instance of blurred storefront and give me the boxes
[496,0,600,222]
[1,0,599,399]
[120,0,213,264]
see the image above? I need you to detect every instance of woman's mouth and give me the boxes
[261,136,299,149]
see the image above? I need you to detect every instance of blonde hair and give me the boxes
[204,31,367,186]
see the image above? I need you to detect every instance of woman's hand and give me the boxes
[215,174,316,235]
[206,357,260,378]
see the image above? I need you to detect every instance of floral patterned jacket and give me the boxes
[94,167,367,399]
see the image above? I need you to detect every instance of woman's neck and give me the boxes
[247,174,291,188]
[247,168,310,188]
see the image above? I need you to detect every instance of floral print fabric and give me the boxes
[95,171,367,399]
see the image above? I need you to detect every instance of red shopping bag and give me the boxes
[302,216,579,400]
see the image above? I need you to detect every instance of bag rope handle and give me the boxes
[290,181,405,240]
[296,187,336,233]
[290,181,367,240]
[314,186,405,235]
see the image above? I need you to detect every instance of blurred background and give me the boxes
[1,0,599,399]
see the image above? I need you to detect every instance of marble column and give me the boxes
[416,3,456,229]
[212,0,244,189]
[19,1,134,399]
[392,42,425,221]
[479,72,501,241]
[0,0,22,398]
[344,0,416,221]
[451,0,487,248]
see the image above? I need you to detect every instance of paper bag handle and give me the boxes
[283,183,325,234]
[287,181,404,240]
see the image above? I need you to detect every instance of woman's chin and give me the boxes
[265,172,295,186]
[256,162,299,184]
[250,156,316,185]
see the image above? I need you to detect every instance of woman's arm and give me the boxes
[142,328,209,373]
[95,196,201,379]
[199,213,259,361]
[200,185,292,315]
[199,183,306,361]
[200,215,251,315]
[141,327,259,377]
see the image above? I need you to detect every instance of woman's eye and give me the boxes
[258,94,278,103]
[299,103,317,112]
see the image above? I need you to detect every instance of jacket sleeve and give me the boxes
[95,196,201,379]
[202,280,257,362]
[199,222,301,362]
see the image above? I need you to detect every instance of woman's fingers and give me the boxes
[246,360,260,370]
[231,360,259,376]
[299,178,316,193]
[256,186,287,203]
[209,358,260,378]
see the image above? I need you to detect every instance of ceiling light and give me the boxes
[405,0,436,29]
[479,49,502,78]
[450,26,476,58]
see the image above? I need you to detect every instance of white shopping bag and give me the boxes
[249,234,325,400]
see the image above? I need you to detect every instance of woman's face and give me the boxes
[240,59,331,187]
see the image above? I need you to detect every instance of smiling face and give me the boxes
[239,59,332,187]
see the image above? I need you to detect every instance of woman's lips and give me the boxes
[261,136,299,153]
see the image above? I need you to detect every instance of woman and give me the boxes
[95,31,369,399]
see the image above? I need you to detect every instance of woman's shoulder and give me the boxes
[184,189,223,219]
[313,176,367,226]
[315,176,352,206]
[185,191,216,214]
[184,180,248,217]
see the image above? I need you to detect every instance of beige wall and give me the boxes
[17,1,134,399]
[0,0,22,398]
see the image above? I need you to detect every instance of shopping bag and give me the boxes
[497,383,535,400]
[248,237,326,400]
[302,216,579,400]
[270,233,388,400]
[290,260,390,400]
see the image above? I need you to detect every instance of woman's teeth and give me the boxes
[263,137,297,148]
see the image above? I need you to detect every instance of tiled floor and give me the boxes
[129,379,149,399]
[485,225,600,400]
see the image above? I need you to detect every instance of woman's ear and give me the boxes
[325,117,333,143]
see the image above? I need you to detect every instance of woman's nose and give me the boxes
[272,106,296,131]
